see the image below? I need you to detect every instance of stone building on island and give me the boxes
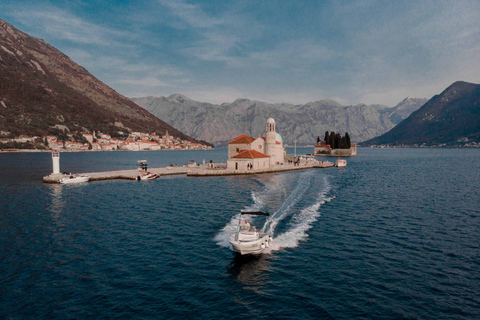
[227,117,286,171]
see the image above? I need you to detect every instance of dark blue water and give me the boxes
[1,148,479,319]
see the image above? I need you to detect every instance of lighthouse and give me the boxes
[52,150,60,174]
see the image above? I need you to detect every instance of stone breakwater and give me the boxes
[43,161,334,183]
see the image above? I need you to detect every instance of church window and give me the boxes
[236,148,239,152]
[258,145,262,149]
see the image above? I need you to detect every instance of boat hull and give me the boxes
[229,234,271,255]
[138,173,158,180]
[59,176,91,184]
[335,159,347,167]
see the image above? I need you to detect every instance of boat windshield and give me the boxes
[240,224,258,233]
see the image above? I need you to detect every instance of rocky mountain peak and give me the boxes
[132,94,427,146]
[167,93,191,103]
[0,18,204,144]
[361,81,480,146]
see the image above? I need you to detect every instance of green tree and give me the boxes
[324,131,329,144]
[340,137,348,149]
[345,132,351,148]
[329,131,335,148]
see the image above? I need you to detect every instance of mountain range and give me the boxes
[131,95,427,146]
[361,81,480,147]
[0,19,205,145]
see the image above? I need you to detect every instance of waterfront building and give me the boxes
[51,141,64,150]
[227,117,286,170]
[82,133,93,143]
[91,142,101,151]
[101,143,117,151]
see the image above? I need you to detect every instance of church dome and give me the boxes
[266,117,276,124]
[275,133,283,143]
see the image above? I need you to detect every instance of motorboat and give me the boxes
[229,212,272,255]
[59,174,91,184]
[137,172,158,180]
[335,158,347,167]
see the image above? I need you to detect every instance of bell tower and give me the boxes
[265,117,276,164]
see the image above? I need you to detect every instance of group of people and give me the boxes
[287,159,301,166]
[241,219,251,230]
[246,163,254,170]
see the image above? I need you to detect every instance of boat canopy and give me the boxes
[240,211,270,216]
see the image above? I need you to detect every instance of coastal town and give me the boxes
[0,130,212,152]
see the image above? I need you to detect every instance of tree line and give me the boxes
[317,131,351,149]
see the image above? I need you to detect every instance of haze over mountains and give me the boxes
[3,18,476,150]
[132,95,427,146]
[362,81,480,147]
[0,19,204,144]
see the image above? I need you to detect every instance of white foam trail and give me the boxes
[273,176,334,250]
[263,170,313,235]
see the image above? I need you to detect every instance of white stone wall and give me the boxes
[251,138,266,153]
[227,157,269,171]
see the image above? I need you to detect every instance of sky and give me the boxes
[2,0,480,106]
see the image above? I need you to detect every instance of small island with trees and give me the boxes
[313,131,357,157]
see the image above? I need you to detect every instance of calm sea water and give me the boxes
[1,148,479,319]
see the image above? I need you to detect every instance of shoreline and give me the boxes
[1,148,215,154]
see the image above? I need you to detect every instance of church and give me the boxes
[226,117,286,171]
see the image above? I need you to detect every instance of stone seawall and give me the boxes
[43,161,334,183]
[314,144,357,157]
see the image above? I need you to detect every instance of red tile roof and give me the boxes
[232,149,270,159]
[228,134,255,144]
[232,134,249,140]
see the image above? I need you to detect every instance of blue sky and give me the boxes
[2,0,480,106]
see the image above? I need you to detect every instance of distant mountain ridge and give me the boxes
[132,95,427,146]
[0,19,204,144]
[361,81,480,147]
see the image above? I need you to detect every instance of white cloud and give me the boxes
[158,0,224,29]
[249,40,335,69]
[118,77,172,87]
[5,1,479,107]
[159,0,261,66]
[11,7,131,47]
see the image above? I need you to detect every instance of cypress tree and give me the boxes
[340,137,347,149]
[335,133,341,149]
[324,131,329,143]
[317,136,320,143]
[345,132,351,148]
[329,131,335,148]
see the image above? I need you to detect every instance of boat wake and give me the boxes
[272,179,334,250]
[215,171,335,253]
[214,183,267,248]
